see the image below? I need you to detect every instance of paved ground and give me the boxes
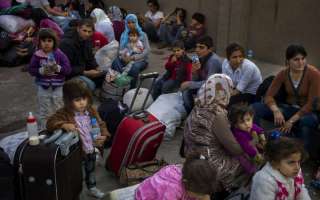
[0,44,319,199]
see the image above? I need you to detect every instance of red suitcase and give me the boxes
[106,72,166,175]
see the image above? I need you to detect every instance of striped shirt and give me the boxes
[74,111,94,154]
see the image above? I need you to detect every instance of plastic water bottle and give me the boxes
[47,53,56,66]
[247,49,254,59]
[90,118,101,141]
[269,130,281,140]
[27,112,39,145]
[191,54,200,63]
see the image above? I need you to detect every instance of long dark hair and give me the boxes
[62,79,93,113]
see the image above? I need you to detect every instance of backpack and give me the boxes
[255,75,287,103]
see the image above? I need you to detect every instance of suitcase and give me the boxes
[13,130,83,200]
[106,72,166,176]
[0,147,15,200]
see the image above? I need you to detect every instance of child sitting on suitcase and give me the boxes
[228,104,266,174]
[152,41,192,99]
[28,28,71,129]
[135,153,217,200]
[250,137,311,200]
[46,79,110,199]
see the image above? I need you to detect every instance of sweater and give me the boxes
[59,29,98,78]
[189,52,222,89]
[250,162,311,200]
[28,49,71,88]
[265,65,320,116]
[164,54,192,82]
[135,165,197,200]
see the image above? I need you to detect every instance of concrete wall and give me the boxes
[103,0,320,66]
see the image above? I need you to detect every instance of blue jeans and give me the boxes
[158,23,183,45]
[112,58,148,88]
[252,102,318,152]
[182,88,198,114]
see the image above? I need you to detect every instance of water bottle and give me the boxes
[247,49,254,59]
[90,118,101,141]
[269,130,281,140]
[27,112,39,145]
[47,53,56,66]
[191,54,199,63]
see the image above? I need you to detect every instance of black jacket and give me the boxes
[59,28,98,78]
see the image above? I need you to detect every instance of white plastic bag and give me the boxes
[95,40,119,72]
[147,92,187,139]
[0,15,34,33]
[123,88,153,112]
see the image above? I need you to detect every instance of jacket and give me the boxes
[250,162,311,200]
[59,29,98,78]
[164,54,192,83]
[29,48,71,88]
[46,106,108,138]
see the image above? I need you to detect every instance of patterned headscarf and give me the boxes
[108,6,123,21]
[120,14,144,49]
[194,74,233,113]
[90,8,112,24]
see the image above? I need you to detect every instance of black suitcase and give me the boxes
[12,131,83,200]
[0,147,15,200]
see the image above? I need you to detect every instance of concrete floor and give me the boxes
[0,45,319,199]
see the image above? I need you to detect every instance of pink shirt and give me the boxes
[74,111,94,154]
[135,165,197,200]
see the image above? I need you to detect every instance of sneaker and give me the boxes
[88,187,105,199]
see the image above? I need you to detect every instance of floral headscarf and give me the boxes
[194,74,233,113]
[120,14,144,49]
[108,6,123,21]
[90,8,112,24]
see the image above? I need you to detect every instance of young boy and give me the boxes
[152,41,192,99]
[179,12,206,50]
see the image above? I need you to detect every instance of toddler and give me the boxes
[135,153,217,200]
[250,137,311,200]
[28,28,71,129]
[46,79,111,199]
[228,104,266,174]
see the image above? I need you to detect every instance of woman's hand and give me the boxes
[273,110,285,126]
[180,81,191,91]
[279,120,294,134]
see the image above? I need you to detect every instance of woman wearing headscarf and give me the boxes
[111,14,150,89]
[183,74,247,197]
[90,8,115,41]
[107,6,125,41]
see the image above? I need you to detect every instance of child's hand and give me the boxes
[180,81,191,90]
[61,123,77,132]
[171,55,177,62]
[50,64,60,73]
[94,135,107,147]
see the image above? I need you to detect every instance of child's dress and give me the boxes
[135,165,197,200]
[232,123,264,174]
[250,162,311,200]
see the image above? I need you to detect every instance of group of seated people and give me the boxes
[2,0,320,199]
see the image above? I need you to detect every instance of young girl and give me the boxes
[46,79,110,199]
[29,28,71,129]
[135,153,217,200]
[250,137,311,200]
[228,104,266,174]
[152,41,192,99]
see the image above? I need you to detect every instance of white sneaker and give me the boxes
[88,187,105,199]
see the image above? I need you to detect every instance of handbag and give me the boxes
[119,159,168,186]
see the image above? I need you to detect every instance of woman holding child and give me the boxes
[183,74,248,194]
[111,14,150,88]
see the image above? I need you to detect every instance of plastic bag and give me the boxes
[95,40,119,72]
[123,88,153,112]
[0,15,34,33]
[147,93,187,139]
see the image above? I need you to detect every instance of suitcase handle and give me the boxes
[128,72,159,114]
